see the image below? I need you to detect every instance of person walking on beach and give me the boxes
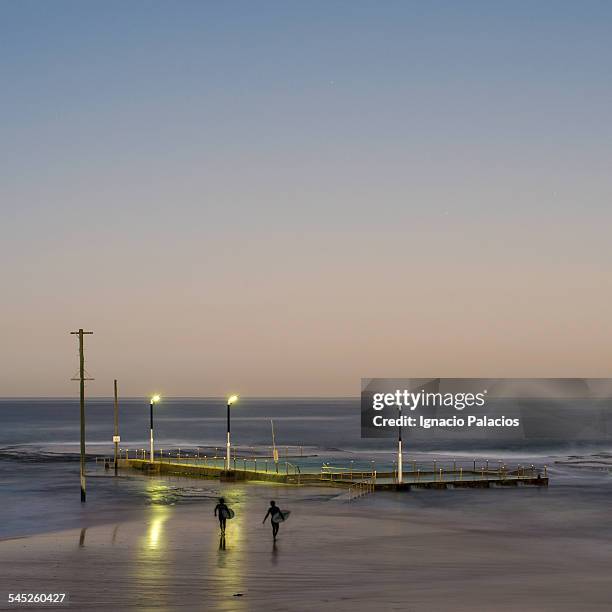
[262,500,284,539]
[214,497,230,533]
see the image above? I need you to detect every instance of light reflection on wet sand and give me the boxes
[133,497,173,611]
[208,488,248,611]
[2,476,612,611]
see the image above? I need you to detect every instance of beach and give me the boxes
[4,1,612,608]
[2,471,612,611]
[2,399,612,610]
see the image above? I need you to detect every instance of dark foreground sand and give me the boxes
[1,482,612,611]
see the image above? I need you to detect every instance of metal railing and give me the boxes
[114,448,302,479]
[387,459,548,484]
[107,452,549,485]
[320,465,378,482]
[321,465,378,483]
[320,460,548,484]
[348,476,376,501]
[95,456,116,468]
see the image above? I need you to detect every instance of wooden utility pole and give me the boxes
[70,329,94,502]
[113,379,119,476]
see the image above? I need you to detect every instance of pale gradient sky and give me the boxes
[1,1,611,396]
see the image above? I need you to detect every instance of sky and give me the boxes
[1,1,611,396]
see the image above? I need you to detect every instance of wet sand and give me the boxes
[2,480,612,611]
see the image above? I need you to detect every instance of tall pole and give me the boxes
[70,329,93,503]
[397,405,403,484]
[271,419,277,458]
[150,399,154,463]
[271,419,279,472]
[113,379,119,476]
[226,401,231,470]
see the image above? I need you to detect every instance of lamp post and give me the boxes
[397,404,403,484]
[226,395,239,470]
[113,379,119,476]
[149,395,161,462]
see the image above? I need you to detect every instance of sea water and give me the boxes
[1,397,611,538]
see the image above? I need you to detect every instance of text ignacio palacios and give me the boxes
[371,390,520,429]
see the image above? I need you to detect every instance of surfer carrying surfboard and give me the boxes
[214,497,230,533]
[262,500,285,539]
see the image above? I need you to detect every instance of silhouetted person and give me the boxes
[262,500,284,539]
[214,497,229,533]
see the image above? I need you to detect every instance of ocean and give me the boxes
[2,397,612,539]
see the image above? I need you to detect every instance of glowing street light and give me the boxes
[149,394,161,462]
[226,395,239,470]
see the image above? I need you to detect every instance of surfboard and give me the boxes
[221,508,235,520]
[271,510,290,523]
